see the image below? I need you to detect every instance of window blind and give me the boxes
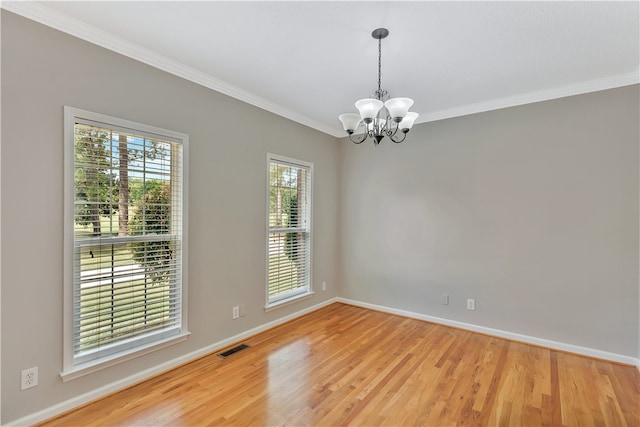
[267,157,312,304]
[72,119,183,364]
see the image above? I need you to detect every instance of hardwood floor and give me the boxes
[39,303,639,426]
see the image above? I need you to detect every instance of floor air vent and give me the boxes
[218,344,250,358]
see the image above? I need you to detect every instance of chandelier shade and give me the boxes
[355,98,384,121]
[385,98,414,121]
[338,28,419,145]
[399,112,419,131]
[338,113,362,132]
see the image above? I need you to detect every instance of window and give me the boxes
[266,154,313,307]
[63,107,188,379]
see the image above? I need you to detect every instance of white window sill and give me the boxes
[60,331,190,382]
[264,291,315,312]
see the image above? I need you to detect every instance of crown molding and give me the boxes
[339,70,640,136]
[1,1,343,137]
[416,70,640,125]
[3,2,638,139]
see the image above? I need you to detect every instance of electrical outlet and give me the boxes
[239,304,247,317]
[322,282,327,291]
[467,299,476,311]
[21,367,38,390]
[232,306,240,319]
[441,294,449,305]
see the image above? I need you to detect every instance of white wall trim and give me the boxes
[0,1,340,138]
[417,70,640,125]
[2,2,639,139]
[5,297,338,427]
[336,298,640,367]
[6,295,638,425]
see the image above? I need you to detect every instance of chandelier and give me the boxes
[338,28,419,145]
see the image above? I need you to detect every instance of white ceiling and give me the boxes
[4,1,639,137]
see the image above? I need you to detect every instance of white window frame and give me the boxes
[265,153,314,310]
[62,107,189,381]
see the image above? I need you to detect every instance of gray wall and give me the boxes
[338,85,639,358]
[1,11,339,423]
[2,8,639,424]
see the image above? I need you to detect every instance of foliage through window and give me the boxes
[267,155,312,306]
[65,107,188,374]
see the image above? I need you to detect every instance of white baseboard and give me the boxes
[337,297,640,367]
[6,297,338,427]
[7,296,638,426]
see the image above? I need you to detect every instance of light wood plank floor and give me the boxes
[40,303,639,426]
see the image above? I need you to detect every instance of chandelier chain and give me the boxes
[377,36,382,99]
